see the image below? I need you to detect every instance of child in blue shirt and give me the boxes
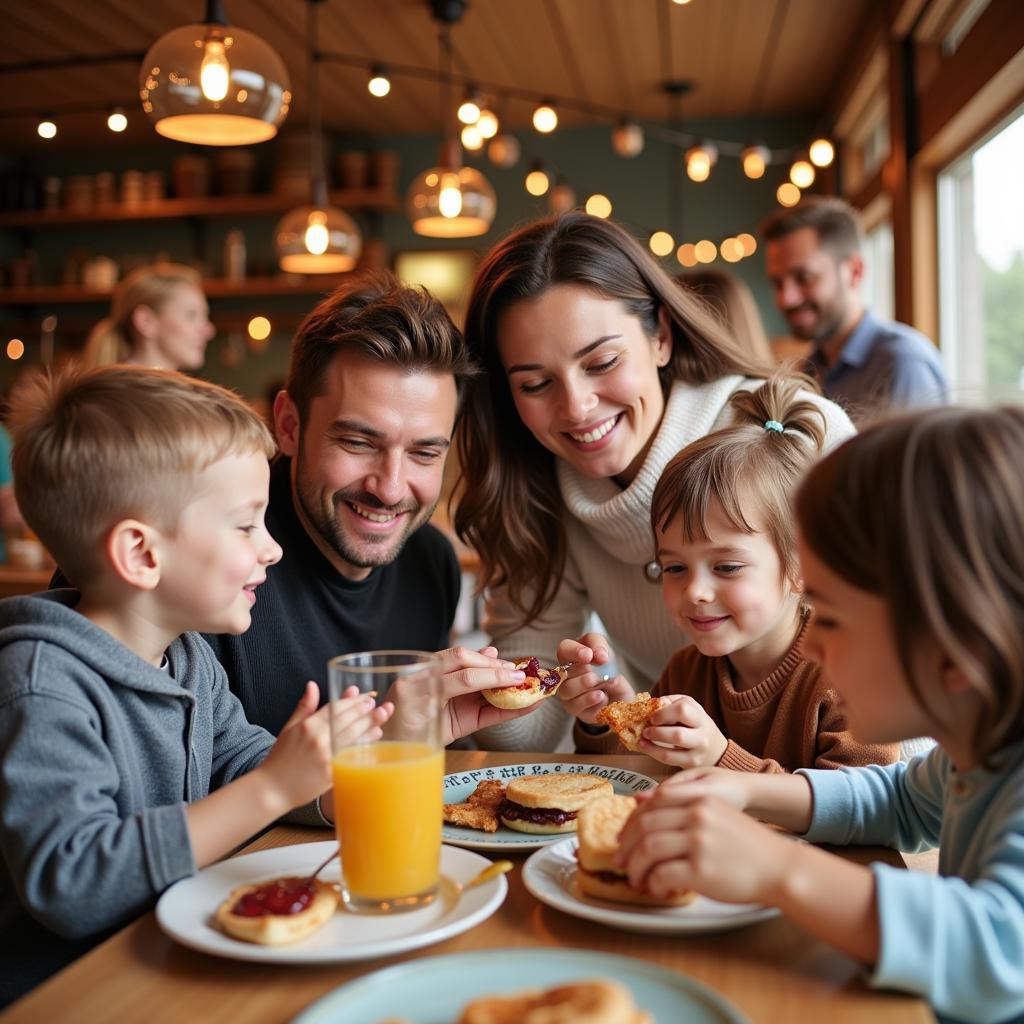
[617,404,1024,1024]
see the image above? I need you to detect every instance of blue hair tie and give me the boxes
[764,419,784,433]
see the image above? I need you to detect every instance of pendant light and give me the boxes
[406,3,496,239]
[139,0,290,145]
[275,0,361,274]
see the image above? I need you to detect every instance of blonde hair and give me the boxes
[8,365,275,586]
[796,405,1024,767]
[82,263,203,367]
[651,375,826,585]
[676,268,773,366]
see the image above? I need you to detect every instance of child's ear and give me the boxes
[106,520,161,590]
[274,390,301,456]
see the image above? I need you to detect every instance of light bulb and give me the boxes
[694,239,717,263]
[737,232,757,257]
[200,38,231,102]
[476,110,499,139]
[525,168,550,196]
[438,173,463,218]
[247,316,271,341]
[304,211,329,255]
[809,137,835,167]
[37,119,57,140]
[741,144,769,179]
[458,99,481,125]
[6,338,25,360]
[461,124,484,151]
[487,134,520,168]
[533,104,558,133]
[720,237,743,263]
[649,231,675,257]
[585,193,612,218]
[790,160,815,188]
[612,121,644,158]
[776,182,801,207]
[107,109,128,133]
[676,243,698,267]
[685,143,717,183]
[368,71,391,98]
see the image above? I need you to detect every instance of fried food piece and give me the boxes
[595,692,662,752]
[458,978,651,1024]
[444,779,507,832]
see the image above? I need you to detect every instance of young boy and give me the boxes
[0,366,386,1005]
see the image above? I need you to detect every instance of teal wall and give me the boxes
[1,114,815,399]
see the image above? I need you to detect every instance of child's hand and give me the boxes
[637,694,728,768]
[558,662,635,724]
[613,778,792,906]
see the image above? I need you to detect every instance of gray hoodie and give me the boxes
[0,591,275,1003]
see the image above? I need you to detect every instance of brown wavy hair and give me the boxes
[454,212,774,627]
[676,268,773,366]
[795,406,1024,767]
[651,375,826,586]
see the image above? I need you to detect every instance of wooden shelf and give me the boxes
[0,275,354,305]
[0,188,400,229]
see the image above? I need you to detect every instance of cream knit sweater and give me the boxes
[475,375,856,752]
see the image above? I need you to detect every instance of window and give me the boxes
[938,110,1024,404]
[861,220,894,322]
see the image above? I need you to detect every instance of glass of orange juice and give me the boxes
[328,650,443,914]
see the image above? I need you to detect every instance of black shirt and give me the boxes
[204,456,460,734]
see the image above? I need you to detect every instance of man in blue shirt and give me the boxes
[762,197,948,423]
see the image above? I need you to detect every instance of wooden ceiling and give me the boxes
[1,0,873,150]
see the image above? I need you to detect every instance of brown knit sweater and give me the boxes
[574,618,899,772]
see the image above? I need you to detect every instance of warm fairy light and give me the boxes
[6,338,25,360]
[741,144,769,179]
[533,103,558,133]
[199,38,231,102]
[461,124,484,150]
[476,110,499,139]
[790,160,815,189]
[611,121,644,158]
[37,119,57,139]
[487,134,520,168]
[304,210,329,255]
[525,167,550,196]
[107,109,128,133]
[457,99,481,125]
[809,137,835,167]
[585,193,612,218]
[720,237,744,263]
[694,239,717,263]
[247,316,271,341]
[368,70,391,97]
[777,182,801,207]
[649,231,675,257]
[685,143,717,183]
[676,243,698,267]
[438,173,464,219]
[737,232,757,257]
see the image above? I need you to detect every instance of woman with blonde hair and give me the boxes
[676,267,773,365]
[82,263,215,371]
[453,211,855,751]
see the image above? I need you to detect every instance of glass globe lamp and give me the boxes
[407,158,496,238]
[275,205,362,273]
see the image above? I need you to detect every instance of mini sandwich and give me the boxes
[458,978,651,1024]
[576,795,695,907]
[482,657,569,710]
[499,773,613,834]
[215,876,337,945]
[595,692,662,752]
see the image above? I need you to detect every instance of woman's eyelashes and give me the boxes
[514,353,622,396]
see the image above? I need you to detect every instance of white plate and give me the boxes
[442,761,658,851]
[156,840,506,963]
[292,947,750,1023]
[523,838,778,935]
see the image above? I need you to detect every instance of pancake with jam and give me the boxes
[215,876,337,944]
[482,657,568,710]
[499,774,613,834]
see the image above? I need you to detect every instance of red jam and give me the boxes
[499,799,577,825]
[231,877,316,917]
[522,656,541,679]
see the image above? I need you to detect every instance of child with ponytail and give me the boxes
[562,377,899,772]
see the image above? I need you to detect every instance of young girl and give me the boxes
[563,377,899,773]
[617,405,1024,1023]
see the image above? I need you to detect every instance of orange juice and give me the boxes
[332,741,444,903]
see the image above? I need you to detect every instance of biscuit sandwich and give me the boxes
[595,692,662,751]
[215,875,337,945]
[482,656,569,710]
[498,773,613,834]
[576,795,696,907]
[458,978,651,1024]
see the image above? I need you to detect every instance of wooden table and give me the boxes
[0,565,51,600]
[1,752,935,1023]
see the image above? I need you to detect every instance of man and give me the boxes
[205,272,530,738]
[762,196,948,422]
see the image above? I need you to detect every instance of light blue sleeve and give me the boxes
[799,751,946,852]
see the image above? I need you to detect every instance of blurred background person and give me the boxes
[82,263,215,371]
[676,267,774,366]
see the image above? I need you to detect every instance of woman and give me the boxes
[454,212,855,750]
[676,267,774,365]
[82,263,214,371]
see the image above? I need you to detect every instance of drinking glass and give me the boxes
[328,650,443,914]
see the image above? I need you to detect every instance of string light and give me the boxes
[612,120,644,158]
[720,237,743,262]
[685,142,717,183]
[37,117,57,139]
[457,92,481,125]
[649,231,675,257]
[776,182,801,207]
[585,193,612,218]
[368,67,391,97]
[737,232,757,256]
[676,243,698,267]
[6,338,25,360]
[741,143,770,180]
[533,102,558,133]
[476,110,499,138]
[107,107,128,133]
[487,134,520,168]
[790,160,815,188]
[525,163,550,197]
[247,316,271,341]
[694,239,717,264]
[549,180,576,214]
[809,137,835,167]
[461,123,484,151]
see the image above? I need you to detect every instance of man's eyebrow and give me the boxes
[506,335,622,374]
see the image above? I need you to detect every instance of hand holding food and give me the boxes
[215,876,338,945]
[595,693,662,751]
[635,694,729,768]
